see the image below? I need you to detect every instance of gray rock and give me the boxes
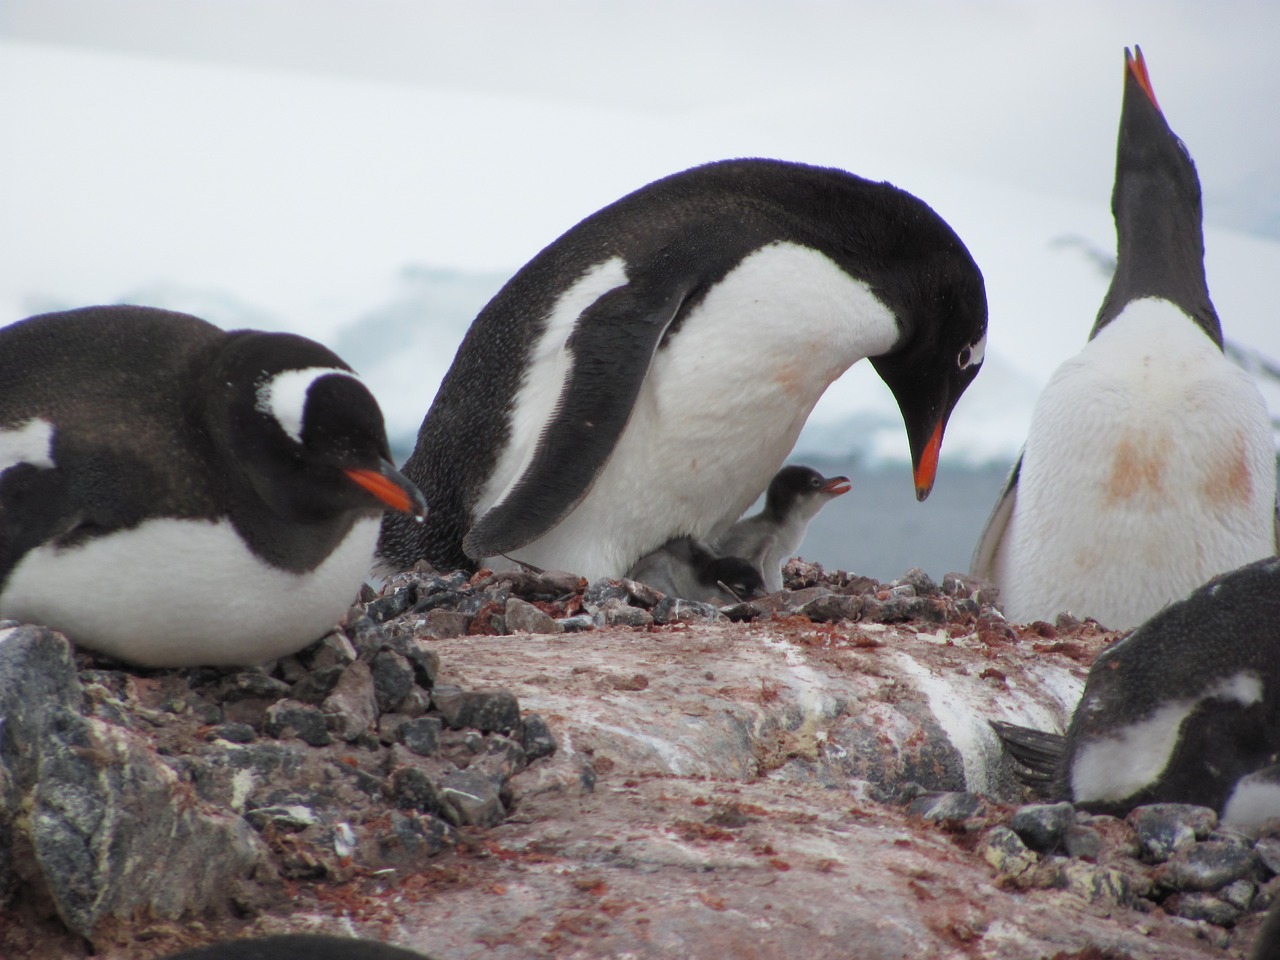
[1010,802,1076,853]
[598,599,653,628]
[1064,823,1105,861]
[433,687,521,734]
[376,811,456,865]
[420,609,472,640]
[1256,836,1280,875]
[893,567,940,596]
[1129,804,1218,862]
[209,722,257,744]
[263,699,332,747]
[243,804,321,832]
[582,580,631,610]
[386,635,440,688]
[520,714,557,762]
[439,769,507,827]
[398,718,443,758]
[1158,841,1259,892]
[1166,891,1243,926]
[556,615,596,632]
[320,660,378,742]
[302,631,357,671]
[371,649,415,714]
[288,664,345,705]
[366,586,414,623]
[0,626,267,940]
[503,597,562,635]
[907,792,987,825]
[979,825,1036,879]
[797,594,864,623]
[218,671,290,703]
[1061,860,1148,906]
[396,688,432,717]
[343,613,390,656]
[650,596,725,624]
[1219,878,1256,911]
[388,767,444,815]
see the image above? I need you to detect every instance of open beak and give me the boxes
[823,476,852,496]
[344,460,427,519]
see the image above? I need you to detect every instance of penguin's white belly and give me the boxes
[993,299,1277,629]
[485,243,897,579]
[0,516,380,667]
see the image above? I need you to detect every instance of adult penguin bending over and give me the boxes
[380,158,988,580]
[972,48,1277,630]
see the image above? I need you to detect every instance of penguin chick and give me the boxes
[626,536,765,605]
[715,465,851,592]
[0,305,425,667]
[972,47,1277,629]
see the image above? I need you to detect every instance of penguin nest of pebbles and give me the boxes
[2,561,1278,959]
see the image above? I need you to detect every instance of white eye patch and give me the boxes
[255,367,357,443]
[0,417,55,473]
[959,330,986,370]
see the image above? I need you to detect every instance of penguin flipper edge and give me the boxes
[970,452,1022,581]
[463,283,689,559]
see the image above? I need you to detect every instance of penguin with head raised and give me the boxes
[971,46,1278,630]
[378,158,987,580]
[0,305,425,668]
[626,535,765,605]
[995,556,1280,827]
[715,464,851,593]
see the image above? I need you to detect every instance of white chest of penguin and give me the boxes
[483,242,899,580]
[994,297,1277,629]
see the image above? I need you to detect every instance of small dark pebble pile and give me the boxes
[392,557,1005,640]
[908,790,1280,946]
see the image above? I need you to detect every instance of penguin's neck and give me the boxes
[1093,178,1221,346]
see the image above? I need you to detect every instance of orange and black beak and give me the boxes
[345,460,427,519]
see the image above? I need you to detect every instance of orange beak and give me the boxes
[913,421,944,501]
[344,463,427,518]
[1127,46,1160,111]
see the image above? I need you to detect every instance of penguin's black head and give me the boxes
[766,466,852,517]
[700,555,765,601]
[210,332,425,523]
[869,238,988,502]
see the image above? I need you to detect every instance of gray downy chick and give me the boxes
[627,536,764,605]
[716,465,851,592]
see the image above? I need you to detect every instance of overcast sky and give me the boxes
[2,0,1278,453]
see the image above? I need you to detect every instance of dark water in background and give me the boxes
[792,459,1013,583]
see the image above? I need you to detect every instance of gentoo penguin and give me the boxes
[378,158,988,580]
[715,464,851,592]
[626,535,765,605]
[1252,896,1280,960]
[0,305,425,668]
[971,47,1278,630]
[995,555,1280,827]
[160,934,436,960]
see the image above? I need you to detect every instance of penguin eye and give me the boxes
[958,331,986,371]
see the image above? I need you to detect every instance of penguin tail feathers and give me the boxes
[990,720,1066,793]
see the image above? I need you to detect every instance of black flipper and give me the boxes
[990,719,1066,788]
[463,277,692,559]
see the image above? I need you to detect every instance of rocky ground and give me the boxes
[0,561,1276,959]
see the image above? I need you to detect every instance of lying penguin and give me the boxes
[715,465,851,593]
[971,47,1278,629]
[626,536,765,605]
[994,555,1280,831]
[379,158,987,580]
[0,305,425,668]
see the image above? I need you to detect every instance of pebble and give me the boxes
[371,649,416,713]
[420,609,472,639]
[1256,837,1280,875]
[979,825,1036,879]
[504,596,563,634]
[432,687,522,734]
[1157,841,1259,892]
[1130,804,1218,862]
[1010,802,1076,853]
[907,791,987,825]
[263,700,332,747]
[439,768,507,827]
[520,714,557,762]
[398,717,443,757]
[320,660,378,742]
[389,767,444,815]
